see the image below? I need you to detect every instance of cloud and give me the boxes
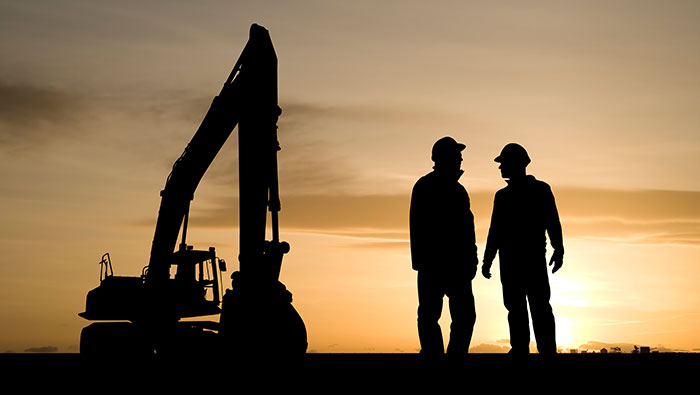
[174,188,700,247]
[563,218,700,246]
[0,79,445,197]
[0,80,86,150]
[199,99,454,194]
[0,80,211,157]
[24,346,58,353]
[554,188,700,222]
[552,188,700,246]
[478,188,700,247]
[127,91,213,125]
[0,81,367,197]
[341,241,408,250]
[469,343,510,353]
[280,101,455,126]
[147,98,379,194]
[276,123,362,196]
[187,194,410,231]
[109,91,700,248]
[269,100,457,195]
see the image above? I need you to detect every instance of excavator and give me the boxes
[79,24,307,358]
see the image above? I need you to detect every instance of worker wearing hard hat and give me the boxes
[482,143,564,355]
[410,136,478,358]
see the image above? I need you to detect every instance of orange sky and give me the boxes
[1,1,700,353]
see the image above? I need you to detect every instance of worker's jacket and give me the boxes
[483,175,563,277]
[409,169,478,275]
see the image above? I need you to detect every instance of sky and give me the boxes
[1,0,700,353]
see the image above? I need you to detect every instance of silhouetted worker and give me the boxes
[410,136,478,358]
[482,143,564,355]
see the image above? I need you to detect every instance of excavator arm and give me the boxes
[147,24,279,285]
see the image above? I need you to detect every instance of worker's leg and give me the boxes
[417,271,445,355]
[445,278,476,356]
[528,262,557,354]
[502,280,530,354]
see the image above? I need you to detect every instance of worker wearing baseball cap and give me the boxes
[410,136,478,358]
[482,143,564,355]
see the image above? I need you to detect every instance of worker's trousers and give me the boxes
[417,270,476,356]
[501,256,556,354]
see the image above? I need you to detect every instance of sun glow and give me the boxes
[555,315,575,351]
[552,275,589,308]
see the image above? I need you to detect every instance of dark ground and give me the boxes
[1,353,696,391]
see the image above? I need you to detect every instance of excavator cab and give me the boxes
[80,247,225,322]
[169,245,225,318]
[79,246,226,357]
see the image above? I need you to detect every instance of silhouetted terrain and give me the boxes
[1,353,695,390]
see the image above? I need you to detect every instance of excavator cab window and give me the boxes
[170,246,223,306]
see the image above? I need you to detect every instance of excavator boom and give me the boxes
[147,24,278,285]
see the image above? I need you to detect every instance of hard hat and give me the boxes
[494,143,531,166]
[431,136,466,161]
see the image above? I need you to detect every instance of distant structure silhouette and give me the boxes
[482,143,564,355]
[410,136,478,358]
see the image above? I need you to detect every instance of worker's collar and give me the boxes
[505,174,535,186]
[433,166,464,181]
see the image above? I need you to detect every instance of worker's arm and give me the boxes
[482,192,501,279]
[409,180,428,271]
[463,189,479,280]
[545,185,564,273]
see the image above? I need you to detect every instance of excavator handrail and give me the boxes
[99,252,113,282]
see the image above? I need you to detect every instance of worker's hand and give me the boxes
[481,261,493,279]
[468,255,479,280]
[549,250,564,274]
[468,264,478,280]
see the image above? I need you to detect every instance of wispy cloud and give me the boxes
[0,81,369,196]
[186,194,410,230]
[552,188,700,246]
[204,100,451,194]
[599,320,648,327]
[469,343,510,353]
[173,188,700,247]
[340,241,408,250]
[555,188,700,222]
[0,80,210,155]
[0,80,86,151]
[280,101,455,126]
[0,77,455,198]
[80,87,699,248]
[24,346,58,353]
